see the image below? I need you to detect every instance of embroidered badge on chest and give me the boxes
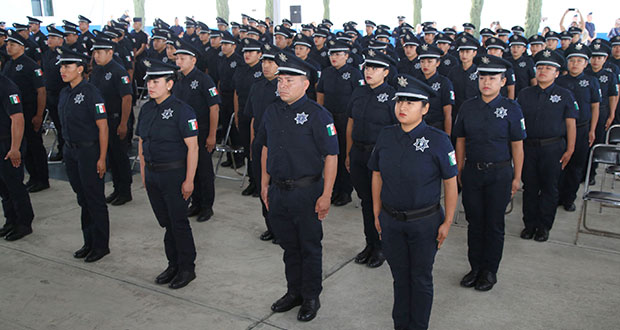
[377,93,389,103]
[469,72,478,81]
[294,112,309,125]
[579,79,589,87]
[190,80,199,90]
[162,108,174,119]
[550,94,561,103]
[519,62,526,68]
[346,58,353,64]
[443,59,451,66]
[321,51,327,57]
[74,93,85,104]
[105,72,112,81]
[162,57,168,63]
[254,71,262,78]
[230,61,237,68]
[414,62,421,69]
[431,82,441,91]
[342,72,351,80]
[275,90,280,97]
[495,107,508,119]
[413,137,430,152]
[599,75,608,84]
[15,64,23,72]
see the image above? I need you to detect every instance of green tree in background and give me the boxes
[413,0,422,26]
[525,0,542,36]
[470,0,484,37]
[323,0,330,20]
[133,0,145,22]
[265,0,274,20]
[217,0,230,21]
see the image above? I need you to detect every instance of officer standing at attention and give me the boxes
[455,55,526,291]
[137,58,199,289]
[417,43,455,134]
[90,37,134,206]
[257,52,338,322]
[317,39,362,207]
[12,23,41,64]
[145,29,170,63]
[2,30,49,193]
[483,37,516,99]
[244,43,280,242]
[57,47,110,262]
[77,15,96,53]
[369,74,458,330]
[172,39,221,223]
[507,34,537,97]
[517,50,577,242]
[448,35,480,122]
[293,34,320,101]
[0,72,35,241]
[345,49,397,269]
[557,43,600,212]
[397,30,422,79]
[435,33,459,77]
[309,25,331,70]
[27,16,48,54]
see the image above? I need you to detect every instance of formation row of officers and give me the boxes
[1,14,620,330]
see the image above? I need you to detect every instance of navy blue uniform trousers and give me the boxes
[0,140,34,231]
[191,131,215,210]
[107,116,132,195]
[559,124,589,205]
[349,144,381,248]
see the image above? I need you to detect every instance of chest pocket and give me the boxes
[150,111,181,142]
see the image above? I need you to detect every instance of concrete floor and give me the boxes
[2,144,620,329]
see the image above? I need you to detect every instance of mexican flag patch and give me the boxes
[326,123,337,136]
[358,79,366,86]
[34,69,43,77]
[520,118,526,130]
[95,103,106,114]
[209,87,218,97]
[188,119,198,131]
[450,91,455,101]
[448,151,456,166]
[121,76,130,84]
[9,94,20,104]
[574,101,579,111]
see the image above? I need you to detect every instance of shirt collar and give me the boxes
[537,82,557,95]
[424,71,439,82]
[483,94,503,108]
[69,79,87,92]
[370,81,389,94]
[401,120,428,141]
[285,94,308,111]
[156,94,176,109]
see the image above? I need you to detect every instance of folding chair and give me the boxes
[575,144,620,243]
[214,112,247,186]
[599,125,620,190]
[41,109,60,161]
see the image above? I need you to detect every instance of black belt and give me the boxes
[577,121,590,128]
[382,203,440,221]
[66,141,96,149]
[524,136,563,147]
[145,159,186,172]
[467,160,511,171]
[353,141,375,152]
[272,175,321,191]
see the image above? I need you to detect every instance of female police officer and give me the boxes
[345,49,397,269]
[57,47,110,262]
[137,58,199,289]
[368,74,458,330]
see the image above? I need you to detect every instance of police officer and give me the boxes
[90,36,134,206]
[309,25,331,70]
[317,39,362,207]
[77,15,96,52]
[62,24,89,56]
[368,74,458,330]
[2,30,49,193]
[448,35,480,120]
[27,16,48,53]
[545,31,561,53]
[172,39,221,222]
[137,58,199,289]
[57,47,110,262]
[484,37,516,99]
[12,23,41,64]
[557,43,600,212]
[194,22,211,73]
[417,43,455,134]
[145,29,170,63]
[244,43,280,242]
[345,49,397,268]
[507,34,537,96]
[454,55,526,291]
[0,72,35,241]
[293,34,320,100]
[517,49,578,242]
[397,30,422,79]
[42,25,68,161]
[435,33,459,77]
[528,34,546,57]
[360,20,376,49]
[205,30,223,80]
[257,51,338,322]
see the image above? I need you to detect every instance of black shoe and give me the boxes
[563,203,576,212]
[111,193,132,206]
[4,227,32,241]
[330,193,341,204]
[354,245,373,264]
[187,204,201,217]
[0,224,14,237]
[271,292,303,313]
[460,270,480,288]
[169,270,196,289]
[333,194,352,207]
[105,191,119,204]
[27,182,50,193]
[155,266,178,284]
[84,248,110,263]
[520,227,536,240]
[260,230,274,241]
[297,298,320,322]
[242,182,256,196]
[534,227,550,242]
[272,238,280,245]
[49,152,63,162]
[25,179,35,189]
[197,208,214,222]
[221,159,233,167]
[589,177,596,186]
[474,271,497,291]
[367,249,385,268]
[73,245,91,259]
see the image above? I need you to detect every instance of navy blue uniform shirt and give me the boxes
[517,83,579,139]
[346,82,397,144]
[422,72,455,124]
[173,67,221,122]
[58,80,107,143]
[244,77,279,132]
[136,94,198,163]
[396,57,423,79]
[438,54,458,77]
[217,52,243,93]
[41,48,66,95]
[508,55,536,97]
[454,95,527,163]
[317,64,364,114]
[585,67,619,108]
[256,95,339,181]
[90,60,133,119]
[233,62,263,110]
[556,73,601,124]
[448,63,479,112]
[1,54,45,109]
[368,121,458,210]
[0,74,23,136]
[309,47,331,70]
